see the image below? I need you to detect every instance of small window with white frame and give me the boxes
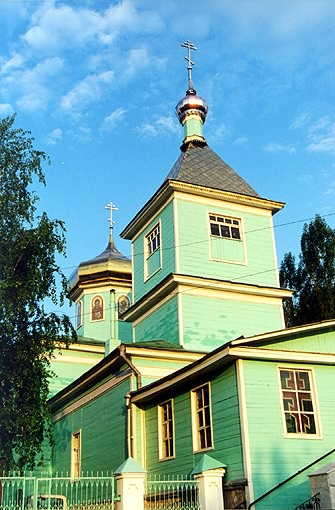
[279,368,319,436]
[76,300,82,329]
[191,383,213,452]
[146,223,161,257]
[158,400,174,460]
[145,222,162,278]
[209,214,242,240]
[71,430,81,478]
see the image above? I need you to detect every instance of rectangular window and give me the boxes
[146,223,161,256]
[71,431,81,478]
[158,400,174,460]
[145,222,162,278]
[279,369,318,435]
[191,384,213,451]
[209,214,241,240]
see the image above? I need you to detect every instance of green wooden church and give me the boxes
[47,44,335,510]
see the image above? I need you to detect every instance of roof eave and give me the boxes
[121,179,285,240]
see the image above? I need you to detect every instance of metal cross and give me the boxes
[105,202,118,231]
[181,40,197,91]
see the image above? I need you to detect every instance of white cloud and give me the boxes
[23,4,101,52]
[136,115,179,138]
[1,53,25,73]
[61,71,114,111]
[22,1,162,54]
[307,117,335,154]
[324,181,335,198]
[102,107,127,131]
[13,57,64,111]
[46,128,63,146]
[263,143,296,154]
[290,112,310,130]
[0,103,15,115]
[234,136,248,147]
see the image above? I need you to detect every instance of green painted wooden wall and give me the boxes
[134,295,179,344]
[75,290,132,343]
[52,377,131,474]
[143,365,244,481]
[176,198,279,288]
[242,359,335,509]
[182,294,284,350]
[133,202,175,302]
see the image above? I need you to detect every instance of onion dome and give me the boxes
[68,203,131,302]
[175,41,208,147]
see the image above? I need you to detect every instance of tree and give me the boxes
[280,215,335,327]
[0,115,75,471]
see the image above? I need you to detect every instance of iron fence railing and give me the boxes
[294,492,321,510]
[145,474,200,510]
[0,473,115,510]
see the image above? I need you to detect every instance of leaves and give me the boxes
[0,115,76,470]
[280,215,335,327]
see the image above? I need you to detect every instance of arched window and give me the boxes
[91,296,104,321]
[76,301,82,328]
[118,295,130,318]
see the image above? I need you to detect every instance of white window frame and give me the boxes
[76,300,82,329]
[278,367,321,438]
[144,221,162,280]
[158,399,175,461]
[71,430,81,478]
[209,213,242,241]
[146,223,161,257]
[191,383,214,452]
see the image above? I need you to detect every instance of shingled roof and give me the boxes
[165,141,260,198]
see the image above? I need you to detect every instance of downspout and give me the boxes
[119,345,142,458]
[248,447,335,509]
[110,289,116,342]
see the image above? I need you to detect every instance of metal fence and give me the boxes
[145,474,200,510]
[0,474,115,510]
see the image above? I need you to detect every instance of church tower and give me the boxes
[68,203,132,353]
[121,42,291,352]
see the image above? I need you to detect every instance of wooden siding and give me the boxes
[144,365,244,481]
[80,290,132,343]
[133,202,175,302]
[182,294,283,350]
[176,198,278,288]
[242,359,335,509]
[52,378,131,473]
[253,328,335,354]
[134,295,179,344]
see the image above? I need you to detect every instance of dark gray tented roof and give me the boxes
[166,142,260,198]
[79,236,130,268]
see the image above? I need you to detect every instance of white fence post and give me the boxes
[114,457,146,510]
[192,454,226,510]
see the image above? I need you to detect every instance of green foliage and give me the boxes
[280,215,335,327]
[0,115,76,470]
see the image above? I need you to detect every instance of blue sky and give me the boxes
[1,0,334,321]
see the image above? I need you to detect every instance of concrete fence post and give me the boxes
[191,453,226,510]
[114,457,146,510]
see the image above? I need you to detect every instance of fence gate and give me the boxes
[145,475,200,510]
[0,474,115,510]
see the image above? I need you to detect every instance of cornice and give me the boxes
[121,179,284,240]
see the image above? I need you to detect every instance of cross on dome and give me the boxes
[105,202,118,241]
[181,40,197,94]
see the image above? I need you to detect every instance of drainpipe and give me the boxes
[119,344,142,389]
[124,393,132,458]
[119,345,142,459]
[110,289,116,342]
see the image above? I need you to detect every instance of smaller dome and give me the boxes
[176,91,208,125]
[68,234,131,301]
